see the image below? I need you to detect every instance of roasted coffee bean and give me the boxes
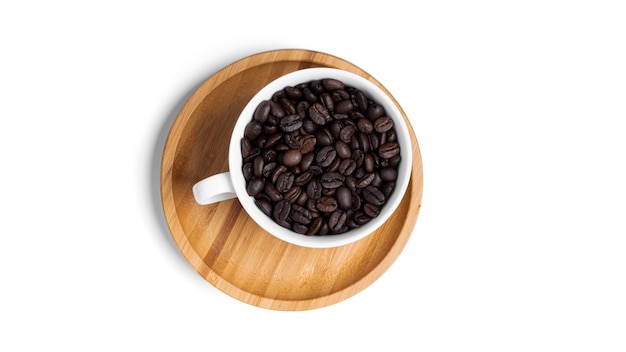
[339,124,357,143]
[335,186,352,210]
[284,134,301,149]
[320,92,334,112]
[254,100,272,122]
[276,171,295,193]
[306,217,324,236]
[338,158,357,176]
[294,170,313,186]
[354,90,368,112]
[300,152,314,171]
[284,186,302,203]
[353,210,371,225]
[356,173,375,189]
[320,172,344,189]
[241,138,253,158]
[242,78,402,236]
[253,155,264,177]
[380,167,398,181]
[328,210,347,232]
[262,162,277,178]
[255,196,273,217]
[335,100,354,114]
[273,200,291,222]
[379,142,400,159]
[374,116,394,133]
[280,114,303,133]
[246,178,265,196]
[243,162,253,181]
[309,103,331,125]
[322,78,345,91]
[280,97,296,115]
[363,185,385,206]
[317,196,338,213]
[316,146,337,168]
[285,86,302,99]
[366,104,385,120]
[303,87,318,104]
[244,121,263,139]
[306,179,322,200]
[271,165,288,183]
[381,182,395,198]
[315,128,333,146]
[290,204,312,225]
[283,149,302,167]
[269,100,285,118]
[363,203,380,218]
[264,183,283,202]
[357,118,374,134]
[292,223,308,234]
[299,135,316,154]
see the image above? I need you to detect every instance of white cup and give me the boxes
[192,68,412,248]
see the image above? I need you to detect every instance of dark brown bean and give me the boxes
[363,203,380,218]
[290,204,312,225]
[255,196,273,217]
[264,183,282,202]
[276,171,295,193]
[279,114,302,133]
[254,100,271,122]
[306,179,322,200]
[244,121,263,139]
[316,146,337,168]
[335,100,354,114]
[363,185,385,206]
[379,142,400,159]
[322,78,345,91]
[283,149,302,167]
[338,158,357,176]
[374,116,394,133]
[320,172,344,189]
[328,210,347,232]
[316,196,338,213]
[246,178,265,196]
[335,186,352,210]
[273,200,291,222]
[309,103,331,125]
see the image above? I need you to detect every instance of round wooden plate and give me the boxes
[160,49,423,311]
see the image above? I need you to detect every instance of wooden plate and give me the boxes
[160,49,423,311]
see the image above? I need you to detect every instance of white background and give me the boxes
[1,1,625,351]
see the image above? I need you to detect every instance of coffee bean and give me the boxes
[317,196,338,213]
[244,121,263,139]
[255,196,273,217]
[273,200,291,222]
[336,186,352,210]
[320,172,344,189]
[254,100,271,123]
[335,140,351,159]
[280,114,303,133]
[306,217,323,236]
[246,178,265,196]
[374,116,394,133]
[290,204,312,225]
[264,183,282,202]
[356,173,375,189]
[380,167,398,181]
[322,78,345,91]
[338,158,357,176]
[306,179,322,200]
[276,171,295,193]
[283,149,302,167]
[363,185,385,206]
[285,86,302,99]
[309,103,331,125]
[339,124,357,143]
[379,142,400,159]
[284,186,301,203]
[363,203,380,218]
[366,104,385,120]
[335,100,354,114]
[357,118,374,134]
[299,135,316,154]
[316,146,337,168]
[328,210,347,232]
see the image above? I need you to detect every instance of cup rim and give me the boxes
[229,68,412,248]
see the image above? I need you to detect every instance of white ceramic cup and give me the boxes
[192,68,412,248]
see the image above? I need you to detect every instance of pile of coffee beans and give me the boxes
[241,77,401,236]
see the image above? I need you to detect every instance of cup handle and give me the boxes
[192,172,237,205]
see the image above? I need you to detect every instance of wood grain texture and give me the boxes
[160,49,423,310]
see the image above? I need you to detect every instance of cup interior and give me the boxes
[229,68,412,248]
